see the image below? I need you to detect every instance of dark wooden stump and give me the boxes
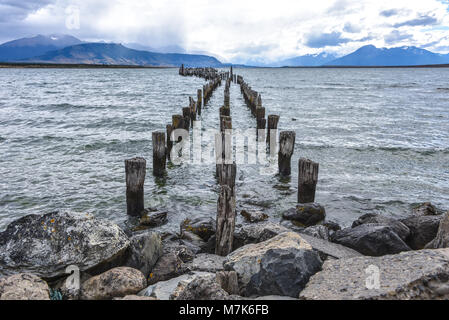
[220,106,230,117]
[125,157,146,217]
[278,131,296,177]
[152,131,166,177]
[298,158,319,203]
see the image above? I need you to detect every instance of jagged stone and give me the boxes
[300,249,449,300]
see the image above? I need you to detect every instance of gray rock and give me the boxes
[240,210,268,223]
[80,267,147,300]
[162,240,196,263]
[148,251,185,285]
[0,273,50,300]
[216,271,239,295]
[224,232,322,298]
[183,253,225,273]
[181,217,216,241]
[280,220,305,233]
[352,213,410,241]
[0,211,130,279]
[426,211,449,249]
[298,233,362,260]
[255,295,299,300]
[139,209,168,228]
[173,273,229,300]
[180,231,207,254]
[282,203,326,227]
[140,272,214,300]
[59,271,92,300]
[233,222,291,250]
[400,215,442,250]
[114,295,157,300]
[303,225,330,241]
[331,223,411,256]
[300,249,449,300]
[412,202,438,216]
[125,231,162,277]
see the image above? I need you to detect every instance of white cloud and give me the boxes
[0,0,448,63]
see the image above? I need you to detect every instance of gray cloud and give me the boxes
[343,22,361,33]
[380,9,399,17]
[393,15,438,28]
[0,0,53,22]
[305,31,350,48]
[384,30,413,44]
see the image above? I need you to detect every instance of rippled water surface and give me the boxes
[0,67,448,231]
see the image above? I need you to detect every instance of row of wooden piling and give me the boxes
[124,67,225,217]
[124,67,320,259]
[235,73,319,202]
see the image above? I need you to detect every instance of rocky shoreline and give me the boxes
[0,202,448,300]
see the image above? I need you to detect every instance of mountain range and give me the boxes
[1,34,449,67]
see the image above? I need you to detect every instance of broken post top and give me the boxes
[298,158,319,184]
[279,131,296,156]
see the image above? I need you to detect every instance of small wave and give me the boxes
[437,87,449,91]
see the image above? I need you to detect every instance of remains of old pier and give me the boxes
[125,65,320,255]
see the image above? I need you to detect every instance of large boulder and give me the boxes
[0,212,130,279]
[426,212,449,249]
[300,249,449,300]
[233,222,291,250]
[400,215,442,250]
[0,273,50,300]
[330,224,411,256]
[124,231,162,278]
[80,267,146,300]
[352,213,410,241]
[224,232,322,298]
[140,272,214,300]
[282,203,326,227]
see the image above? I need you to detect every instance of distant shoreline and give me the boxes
[0,62,175,69]
[1,62,449,69]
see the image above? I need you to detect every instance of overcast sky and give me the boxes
[1,0,449,63]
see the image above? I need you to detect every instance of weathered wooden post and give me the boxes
[278,131,295,177]
[182,107,191,131]
[125,157,146,216]
[197,89,202,115]
[220,106,230,117]
[216,162,236,256]
[172,115,184,142]
[266,114,280,145]
[152,131,166,177]
[166,124,173,160]
[298,158,319,203]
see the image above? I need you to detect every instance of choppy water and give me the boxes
[0,67,448,232]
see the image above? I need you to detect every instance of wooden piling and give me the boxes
[125,157,146,217]
[182,107,191,131]
[266,115,280,144]
[215,162,236,256]
[278,131,296,177]
[197,89,202,115]
[298,158,319,203]
[152,131,166,176]
[166,124,173,160]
